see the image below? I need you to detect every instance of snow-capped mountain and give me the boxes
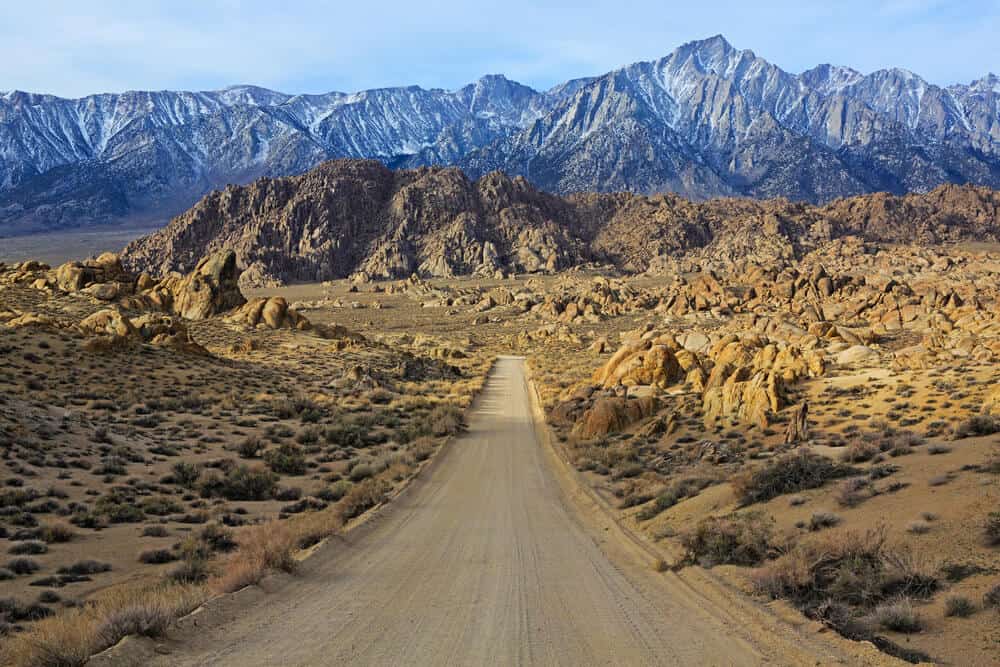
[2,35,999,234]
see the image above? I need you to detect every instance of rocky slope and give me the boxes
[4,36,1000,233]
[120,159,1000,287]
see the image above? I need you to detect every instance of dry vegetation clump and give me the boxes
[3,583,204,667]
[680,512,779,567]
[636,476,718,521]
[952,414,1000,439]
[752,528,939,658]
[866,597,923,633]
[807,511,841,532]
[339,478,392,521]
[209,522,297,595]
[943,595,976,618]
[732,450,858,506]
[985,512,1000,547]
[984,583,1000,609]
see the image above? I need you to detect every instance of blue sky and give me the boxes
[2,1,997,97]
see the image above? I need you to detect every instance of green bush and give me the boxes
[200,465,278,501]
[171,462,201,488]
[264,443,307,475]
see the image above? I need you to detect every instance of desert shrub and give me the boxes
[39,521,75,544]
[8,540,47,555]
[808,511,841,531]
[198,523,237,553]
[953,414,1000,439]
[37,590,60,604]
[348,463,375,482]
[94,490,144,524]
[985,512,1000,547]
[339,478,391,520]
[410,437,436,462]
[264,443,307,475]
[289,508,342,549]
[981,451,1000,474]
[273,485,302,501]
[137,548,176,564]
[984,583,1000,608]
[425,404,464,437]
[324,423,364,448]
[141,496,183,516]
[404,403,464,441]
[295,427,321,446]
[141,525,169,538]
[637,476,716,521]
[0,599,53,622]
[170,462,201,488]
[7,558,41,575]
[57,560,111,575]
[93,584,203,649]
[840,440,878,463]
[835,478,874,508]
[167,557,210,584]
[200,465,278,501]
[906,520,932,534]
[271,396,323,422]
[237,435,261,459]
[867,598,922,633]
[681,512,776,567]
[210,522,298,595]
[319,480,352,502]
[944,595,976,617]
[733,451,858,506]
[754,528,937,612]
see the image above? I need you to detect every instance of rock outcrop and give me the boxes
[121,159,1000,287]
[158,250,246,320]
[226,297,311,330]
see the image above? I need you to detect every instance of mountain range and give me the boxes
[3,35,1000,235]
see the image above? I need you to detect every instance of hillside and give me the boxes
[121,159,1000,286]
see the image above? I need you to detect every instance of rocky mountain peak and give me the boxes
[3,36,1000,234]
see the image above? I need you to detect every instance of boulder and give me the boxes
[592,340,683,389]
[226,297,312,330]
[79,308,137,339]
[703,370,784,429]
[573,396,658,439]
[164,250,246,320]
[834,345,878,366]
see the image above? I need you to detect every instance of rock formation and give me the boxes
[121,159,1000,287]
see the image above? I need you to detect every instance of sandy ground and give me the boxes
[140,357,860,667]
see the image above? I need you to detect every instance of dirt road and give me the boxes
[149,357,867,666]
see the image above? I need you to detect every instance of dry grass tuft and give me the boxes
[3,583,204,667]
[209,520,300,594]
[681,512,778,567]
